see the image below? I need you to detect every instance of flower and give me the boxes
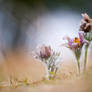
[80,13,92,41]
[35,44,62,80]
[63,31,89,50]
[36,44,52,59]
[63,31,89,74]
[79,13,92,72]
[80,13,92,32]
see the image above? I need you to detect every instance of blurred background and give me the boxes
[0,0,92,51]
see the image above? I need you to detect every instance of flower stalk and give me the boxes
[80,13,92,72]
[74,49,81,74]
[84,44,89,72]
[62,31,88,74]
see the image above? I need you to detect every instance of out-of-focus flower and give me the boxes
[40,45,51,58]
[34,44,62,80]
[80,13,92,72]
[80,13,92,32]
[79,13,92,42]
[36,44,52,59]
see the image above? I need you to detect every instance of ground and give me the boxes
[0,51,92,92]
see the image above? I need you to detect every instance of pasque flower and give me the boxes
[63,31,88,49]
[39,45,51,59]
[80,13,92,41]
[35,44,52,60]
[35,44,62,80]
[80,13,92,72]
[63,31,89,74]
[80,13,92,32]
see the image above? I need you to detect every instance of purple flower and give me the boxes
[63,31,89,49]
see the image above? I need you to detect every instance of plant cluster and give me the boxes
[34,13,92,80]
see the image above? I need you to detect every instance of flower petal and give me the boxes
[78,31,84,43]
[71,43,78,48]
[83,39,89,44]
[63,36,73,47]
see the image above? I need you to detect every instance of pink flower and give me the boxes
[80,13,92,32]
[36,44,52,59]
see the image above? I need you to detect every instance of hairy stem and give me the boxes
[84,44,89,72]
[74,49,81,74]
[77,59,80,74]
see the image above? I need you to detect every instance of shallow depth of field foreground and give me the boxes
[0,49,92,92]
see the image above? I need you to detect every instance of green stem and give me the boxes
[75,49,81,74]
[84,44,89,72]
[49,69,56,80]
[77,59,80,74]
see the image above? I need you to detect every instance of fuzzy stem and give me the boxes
[74,49,81,74]
[84,44,89,72]
[77,58,80,74]
[45,66,56,80]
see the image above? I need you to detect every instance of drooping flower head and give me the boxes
[80,13,92,32]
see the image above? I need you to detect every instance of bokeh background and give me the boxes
[0,0,92,92]
[0,0,92,50]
